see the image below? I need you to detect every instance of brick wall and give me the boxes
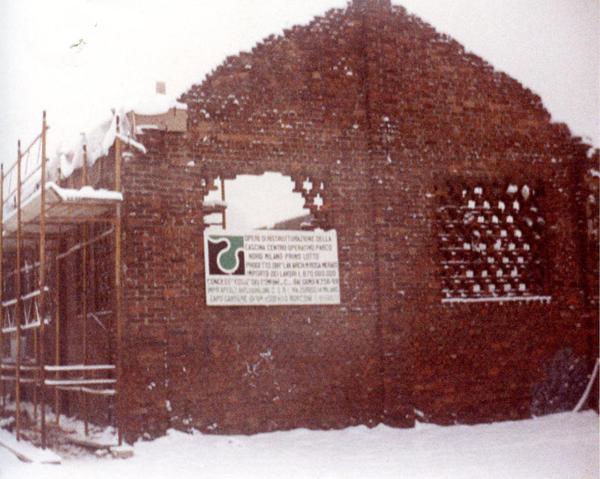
[113,0,596,440]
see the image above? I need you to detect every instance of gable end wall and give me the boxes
[114,2,596,440]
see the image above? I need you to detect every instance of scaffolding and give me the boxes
[0,112,124,449]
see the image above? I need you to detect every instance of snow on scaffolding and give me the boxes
[50,183,123,203]
[2,182,122,239]
[56,111,142,180]
[55,96,186,181]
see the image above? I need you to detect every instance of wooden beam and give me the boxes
[82,144,89,188]
[21,164,42,188]
[33,216,116,225]
[2,132,42,178]
[0,163,5,411]
[56,228,114,261]
[2,232,63,240]
[54,251,60,426]
[15,140,22,441]
[82,222,89,436]
[19,131,44,159]
[82,135,90,438]
[221,177,227,230]
[33,328,38,421]
[115,117,124,446]
[39,111,48,449]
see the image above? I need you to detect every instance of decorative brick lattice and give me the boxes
[437,182,548,302]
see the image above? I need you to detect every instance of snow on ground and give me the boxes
[0,411,598,479]
[0,428,61,465]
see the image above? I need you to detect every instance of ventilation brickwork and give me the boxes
[437,182,549,303]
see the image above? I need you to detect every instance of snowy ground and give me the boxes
[0,411,598,479]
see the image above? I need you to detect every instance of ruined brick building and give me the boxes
[2,0,597,444]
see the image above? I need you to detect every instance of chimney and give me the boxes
[156,81,166,95]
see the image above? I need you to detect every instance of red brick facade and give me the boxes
[107,0,597,439]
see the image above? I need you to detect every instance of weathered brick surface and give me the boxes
[106,0,597,439]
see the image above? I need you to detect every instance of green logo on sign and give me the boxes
[207,236,245,275]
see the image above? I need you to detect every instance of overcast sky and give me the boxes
[0,0,598,168]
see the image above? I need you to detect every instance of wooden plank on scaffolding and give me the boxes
[2,287,49,308]
[2,182,121,240]
[45,378,116,386]
[44,364,115,372]
[1,317,50,334]
[80,387,116,396]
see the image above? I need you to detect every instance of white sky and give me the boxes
[401,0,599,147]
[205,173,309,231]
[0,0,598,225]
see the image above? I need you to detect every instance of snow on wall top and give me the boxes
[131,95,188,116]
[50,94,185,181]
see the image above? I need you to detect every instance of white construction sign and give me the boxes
[204,230,340,306]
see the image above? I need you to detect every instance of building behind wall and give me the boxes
[47,0,597,440]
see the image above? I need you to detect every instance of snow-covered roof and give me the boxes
[51,94,187,181]
[51,110,137,181]
[2,182,123,250]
